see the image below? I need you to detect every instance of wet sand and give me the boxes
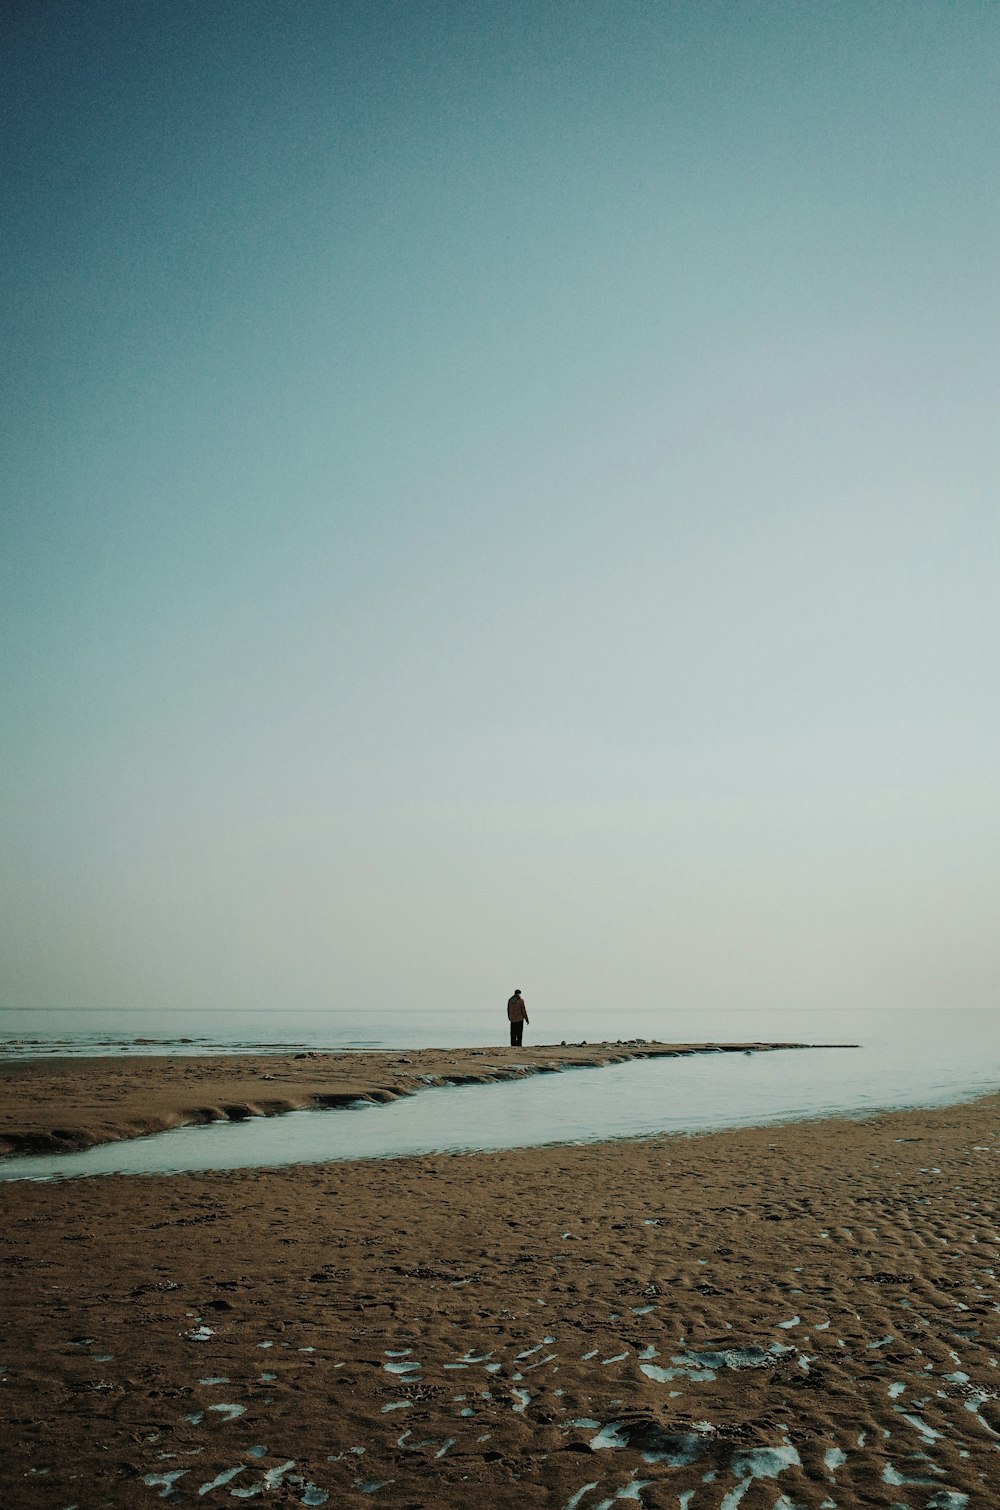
[2,1057,999,1508]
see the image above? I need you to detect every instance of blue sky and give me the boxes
[2,1,998,1024]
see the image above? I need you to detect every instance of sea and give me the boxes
[1,1006,999,1181]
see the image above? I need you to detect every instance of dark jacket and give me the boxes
[507,994,528,1022]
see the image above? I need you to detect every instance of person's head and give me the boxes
[514,988,521,996]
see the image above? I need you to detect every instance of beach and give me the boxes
[2,1053,999,1508]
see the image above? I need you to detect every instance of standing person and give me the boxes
[507,989,528,1048]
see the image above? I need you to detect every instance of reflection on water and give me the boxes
[3,1013,1000,1181]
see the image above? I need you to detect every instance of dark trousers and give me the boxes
[510,1020,523,1047]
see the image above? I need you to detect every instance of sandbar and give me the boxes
[0,1040,822,1158]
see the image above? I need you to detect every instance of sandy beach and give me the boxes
[2,1051,999,1508]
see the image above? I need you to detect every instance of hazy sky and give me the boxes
[3,1,998,1025]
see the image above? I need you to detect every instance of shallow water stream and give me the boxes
[3,1018,1000,1181]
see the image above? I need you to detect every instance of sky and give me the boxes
[2,0,998,1028]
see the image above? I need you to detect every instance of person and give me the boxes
[507,988,528,1048]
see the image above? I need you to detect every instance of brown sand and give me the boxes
[2,1055,999,1508]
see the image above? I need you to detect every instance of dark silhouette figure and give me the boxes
[507,989,528,1047]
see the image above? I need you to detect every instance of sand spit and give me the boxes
[2,1092,999,1508]
[0,1041,831,1158]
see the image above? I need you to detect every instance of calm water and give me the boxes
[0,1003,994,1058]
[2,1008,999,1182]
